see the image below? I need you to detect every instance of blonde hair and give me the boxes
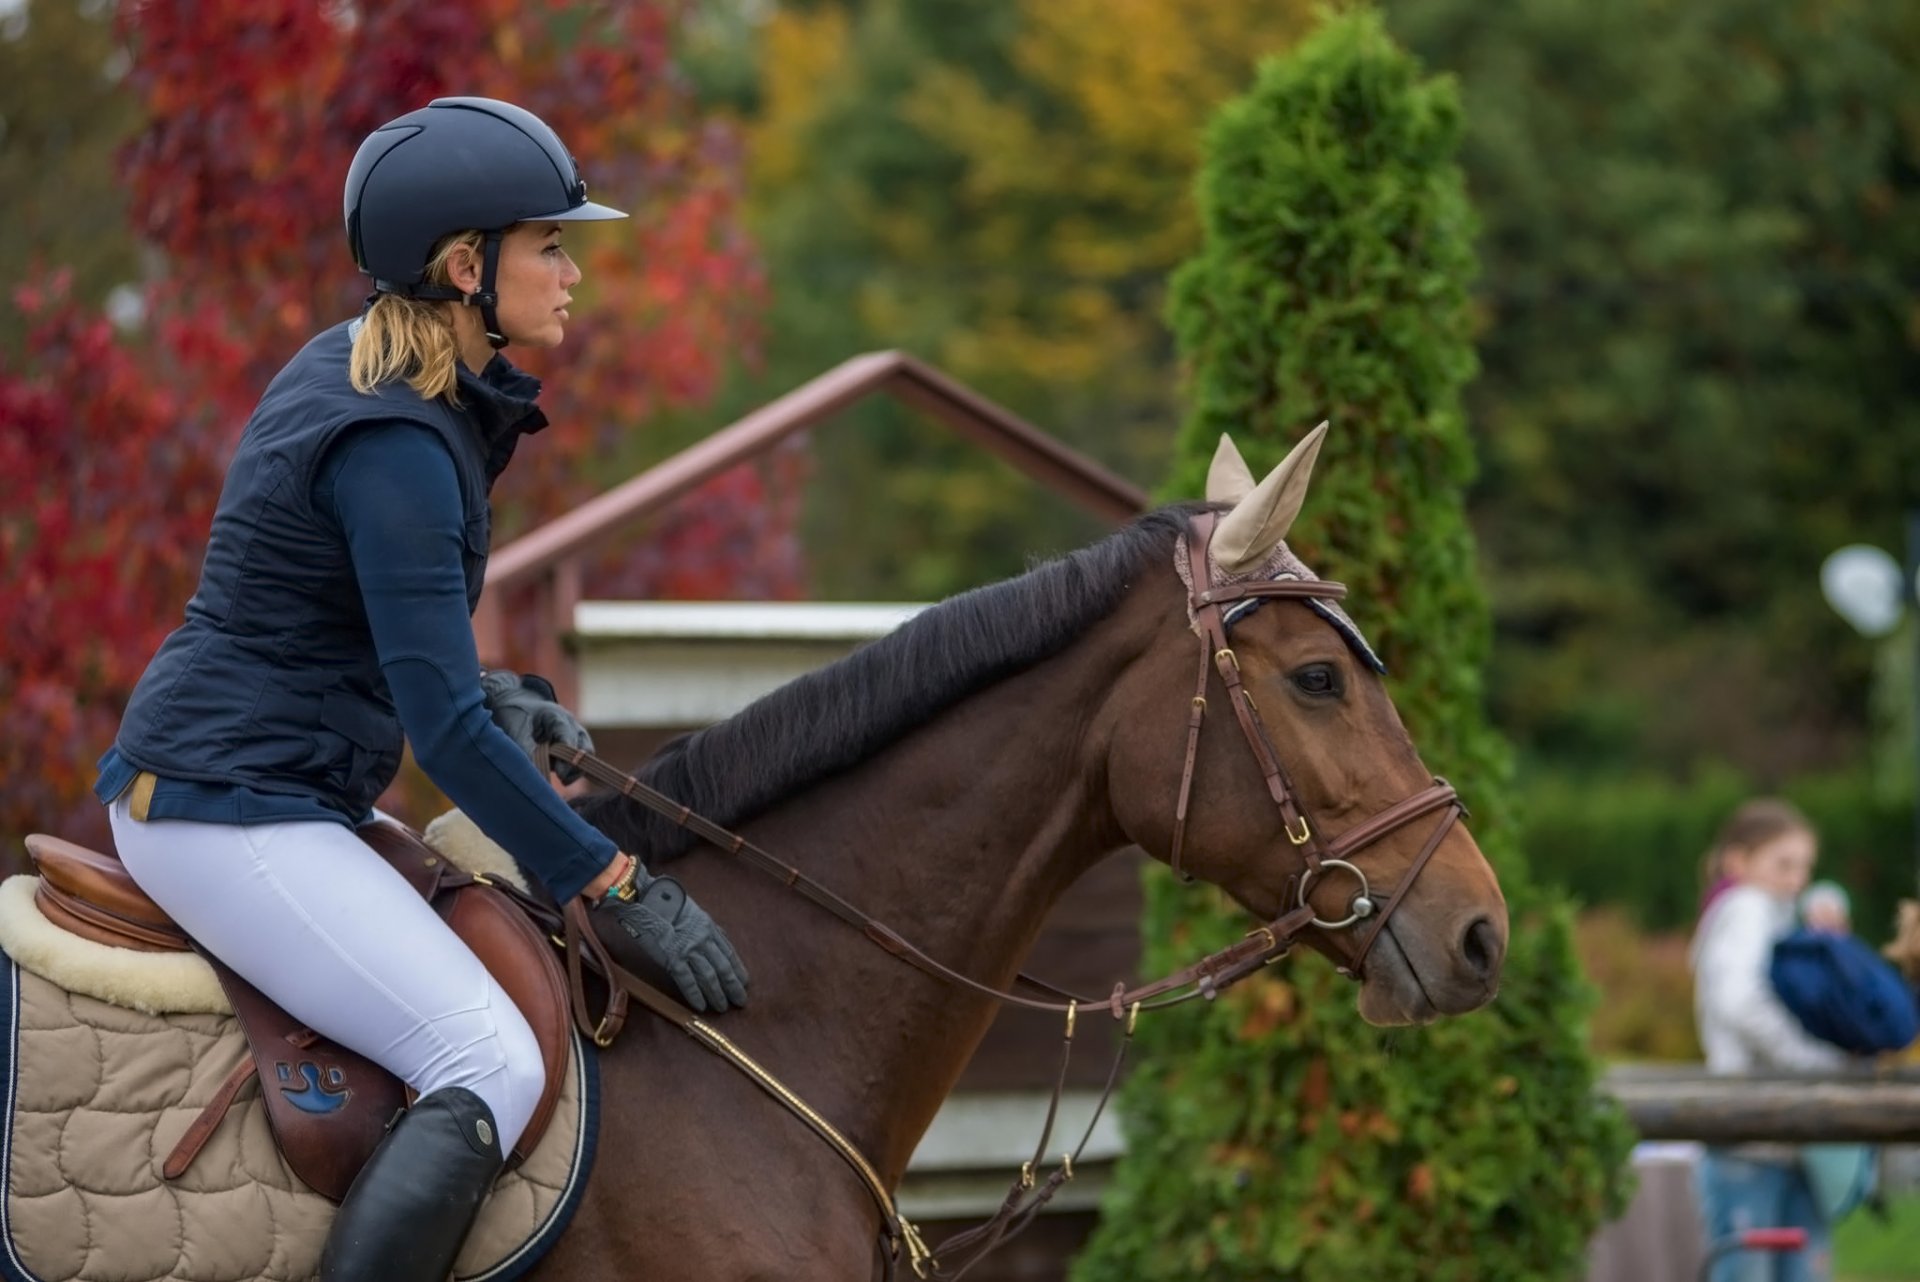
[348,230,486,401]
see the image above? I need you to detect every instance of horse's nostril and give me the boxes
[1461,917,1503,982]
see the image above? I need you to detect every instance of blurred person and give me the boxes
[1690,798,1844,1282]
[89,97,748,1281]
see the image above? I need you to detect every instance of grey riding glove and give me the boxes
[597,868,751,1013]
[479,669,593,783]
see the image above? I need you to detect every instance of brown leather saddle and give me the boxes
[22,819,571,1202]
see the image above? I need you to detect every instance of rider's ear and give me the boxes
[444,241,483,295]
[1212,421,1329,574]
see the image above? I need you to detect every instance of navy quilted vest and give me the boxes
[111,320,541,820]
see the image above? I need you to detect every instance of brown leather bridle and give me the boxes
[1170,511,1466,981]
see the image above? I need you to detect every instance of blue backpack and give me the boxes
[1770,928,1920,1055]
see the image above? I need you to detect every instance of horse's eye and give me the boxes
[1290,664,1340,697]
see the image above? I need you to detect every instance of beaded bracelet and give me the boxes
[600,854,641,905]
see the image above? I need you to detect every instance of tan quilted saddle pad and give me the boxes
[0,934,596,1282]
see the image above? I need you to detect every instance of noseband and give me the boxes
[1168,512,1465,979]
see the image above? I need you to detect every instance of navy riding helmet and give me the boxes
[343,96,626,347]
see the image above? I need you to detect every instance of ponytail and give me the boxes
[348,230,485,401]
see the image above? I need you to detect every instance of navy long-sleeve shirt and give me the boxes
[98,421,617,901]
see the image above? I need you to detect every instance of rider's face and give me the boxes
[489,221,582,350]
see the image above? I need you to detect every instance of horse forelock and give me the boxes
[573,504,1207,862]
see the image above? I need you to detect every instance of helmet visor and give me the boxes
[523,199,628,223]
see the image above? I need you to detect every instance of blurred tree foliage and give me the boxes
[710,0,1317,598]
[0,0,141,355]
[1383,0,1920,780]
[1573,908,1701,1061]
[1521,764,1914,942]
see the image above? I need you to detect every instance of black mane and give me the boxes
[573,504,1199,861]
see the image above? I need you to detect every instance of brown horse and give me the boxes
[535,430,1506,1278]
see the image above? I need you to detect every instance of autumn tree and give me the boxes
[1,1,782,851]
[1,276,241,849]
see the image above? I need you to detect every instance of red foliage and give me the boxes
[1,1,794,846]
[0,274,240,846]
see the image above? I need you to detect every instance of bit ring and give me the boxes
[1296,858,1374,930]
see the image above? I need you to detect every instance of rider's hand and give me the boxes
[595,864,750,1013]
[479,669,593,783]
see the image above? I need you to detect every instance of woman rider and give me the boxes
[92,97,749,1280]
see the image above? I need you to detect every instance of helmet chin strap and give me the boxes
[461,230,509,350]
[371,230,510,350]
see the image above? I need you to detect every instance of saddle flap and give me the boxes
[204,954,408,1203]
[24,834,190,952]
[197,874,571,1198]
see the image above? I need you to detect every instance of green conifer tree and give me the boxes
[1073,12,1633,1280]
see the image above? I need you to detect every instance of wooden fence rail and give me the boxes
[1600,1065,1920,1143]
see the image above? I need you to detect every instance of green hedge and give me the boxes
[1074,13,1632,1281]
[1520,765,1916,943]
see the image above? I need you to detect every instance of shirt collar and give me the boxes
[456,353,548,446]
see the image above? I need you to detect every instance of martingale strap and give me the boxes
[555,898,935,1276]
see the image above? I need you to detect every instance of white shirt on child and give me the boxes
[1690,883,1847,1074]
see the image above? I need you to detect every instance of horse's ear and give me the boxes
[1212,421,1330,573]
[1205,434,1257,505]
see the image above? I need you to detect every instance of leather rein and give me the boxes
[528,512,1466,1279]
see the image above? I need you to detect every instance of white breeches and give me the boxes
[108,797,544,1152]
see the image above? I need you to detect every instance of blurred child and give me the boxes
[1690,799,1844,1282]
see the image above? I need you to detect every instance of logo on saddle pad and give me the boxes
[275,1061,352,1114]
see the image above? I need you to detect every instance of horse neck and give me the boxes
[707,585,1158,1187]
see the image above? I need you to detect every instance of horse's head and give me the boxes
[1105,426,1506,1026]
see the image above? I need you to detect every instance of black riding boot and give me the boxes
[320,1087,505,1282]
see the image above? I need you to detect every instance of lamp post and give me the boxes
[1819,528,1917,890]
